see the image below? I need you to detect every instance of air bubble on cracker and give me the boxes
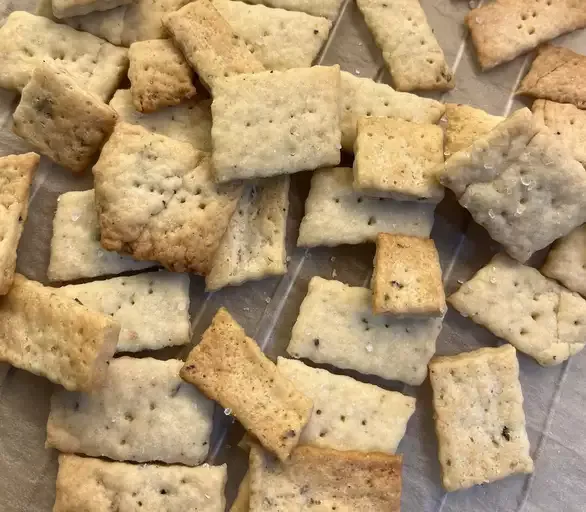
[70,210,81,222]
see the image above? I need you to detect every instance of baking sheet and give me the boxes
[1,0,586,510]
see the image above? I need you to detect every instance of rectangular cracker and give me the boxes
[0,153,39,295]
[211,66,341,182]
[439,108,586,263]
[231,0,343,20]
[467,0,586,70]
[128,39,197,113]
[372,233,445,317]
[249,444,402,511]
[287,276,442,385]
[52,0,132,18]
[449,253,586,365]
[297,167,435,247]
[54,454,227,512]
[0,11,128,101]
[180,308,313,461]
[230,472,251,512]
[13,64,118,173]
[429,345,534,491]
[356,0,454,91]
[47,357,214,465]
[206,176,290,291]
[0,274,119,391]
[93,122,242,275]
[353,117,444,202]
[340,71,445,152]
[59,271,190,353]
[277,357,416,454]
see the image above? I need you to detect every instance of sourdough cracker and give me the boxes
[53,0,132,18]
[230,471,251,512]
[232,0,344,20]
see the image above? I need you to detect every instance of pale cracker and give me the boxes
[0,11,128,101]
[180,308,313,461]
[353,117,444,202]
[211,65,341,182]
[287,276,443,386]
[206,176,290,291]
[47,357,214,465]
[340,71,445,152]
[467,0,586,70]
[13,63,118,173]
[449,253,586,365]
[0,153,39,295]
[356,0,453,91]
[212,0,331,70]
[429,345,534,491]
[93,122,242,275]
[277,357,416,454]
[52,0,132,18]
[249,444,402,511]
[54,454,227,512]
[128,39,197,113]
[230,471,250,512]
[372,233,445,317]
[439,108,586,263]
[297,167,435,247]
[230,0,344,20]
[60,271,190,353]
[0,274,119,391]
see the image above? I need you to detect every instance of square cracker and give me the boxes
[277,357,416,454]
[249,444,402,511]
[429,345,534,491]
[211,65,341,182]
[47,357,214,465]
[372,233,445,317]
[52,0,132,18]
[231,0,344,20]
[353,117,444,202]
[59,271,190,353]
[93,122,242,275]
[0,11,128,101]
[467,0,586,70]
[163,0,265,91]
[0,153,39,295]
[297,167,435,247]
[449,253,586,365]
[0,274,119,391]
[180,308,313,461]
[356,0,454,91]
[206,176,290,291]
[287,276,443,386]
[128,39,197,113]
[13,64,118,173]
[439,107,586,263]
[54,454,227,512]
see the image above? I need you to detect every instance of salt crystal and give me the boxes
[71,210,81,222]
[96,249,104,258]
[286,256,291,262]
[177,303,186,311]
[243,306,250,311]
[336,143,342,150]
[332,269,337,278]
[365,343,373,353]
[489,276,496,284]
[468,0,476,8]
[520,175,531,186]
[265,297,271,304]
[204,494,210,500]
[488,209,495,219]
[457,279,464,285]
[330,256,336,262]
[515,204,526,217]
[483,163,493,170]
[224,408,232,416]
[355,69,361,75]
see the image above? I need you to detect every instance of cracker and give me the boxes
[249,444,402,511]
[439,108,586,263]
[230,471,250,512]
[297,167,435,247]
[60,271,190,353]
[211,0,331,70]
[356,0,453,91]
[0,11,128,101]
[287,276,442,385]
[47,357,214,465]
[429,345,534,491]
[467,0,586,70]
[340,71,445,152]
[449,253,586,365]
[230,0,343,20]
[0,153,39,295]
[372,233,445,317]
[0,274,119,391]
[211,66,341,182]
[180,308,313,461]
[128,39,197,113]
[206,176,289,291]
[277,357,416,454]
[13,64,118,173]
[93,123,242,275]
[109,89,212,151]
[52,0,132,18]
[353,117,444,202]
[54,454,227,512]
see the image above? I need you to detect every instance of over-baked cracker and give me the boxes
[53,0,132,18]
[231,0,344,20]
